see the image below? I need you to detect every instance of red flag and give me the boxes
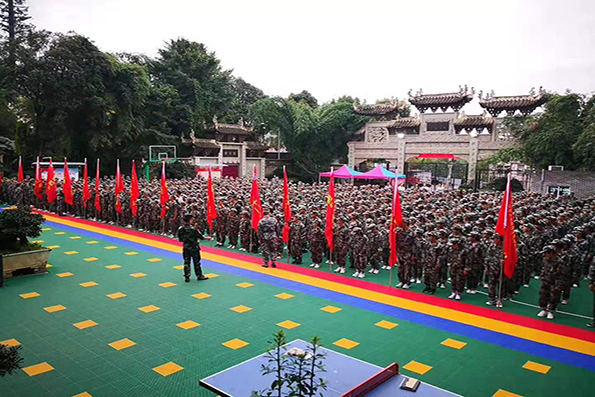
[17,156,24,182]
[63,158,74,205]
[495,174,518,278]
[250,166,263,231]
[82,159,91,208]
[46,159,57,203]
[160,160,169,218]
[282,166,291,243]
[115,159,124,213]
[130,160,139,217]
[34,157,43,200]
[207,166,217,230]
[325,170,335,251]
[388,179,404,267]
[94,159,101,212]
[0,172,3,188]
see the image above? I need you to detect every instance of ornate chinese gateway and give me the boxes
[348,86,549,184]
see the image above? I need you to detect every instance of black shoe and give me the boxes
[197,275,208,281]
[262,264,269,268]
[291,260,298,264]
[271,263,277,268]
[587,323,595,328]
[185,278,190,283]
[295,260,302,265]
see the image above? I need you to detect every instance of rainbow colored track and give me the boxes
[40,212,595,371]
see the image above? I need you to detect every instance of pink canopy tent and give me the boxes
[319,165,363,178]
[353,166,405,180]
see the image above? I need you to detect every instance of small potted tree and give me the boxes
[0,206,49,286]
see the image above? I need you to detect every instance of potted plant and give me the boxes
[0,206,49,287]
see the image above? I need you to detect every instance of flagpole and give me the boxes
[496,172,511,309]
[389,266,393,287]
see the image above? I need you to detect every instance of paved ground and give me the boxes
[0,214,594,397]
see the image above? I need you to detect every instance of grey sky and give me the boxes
[30,0,595,113]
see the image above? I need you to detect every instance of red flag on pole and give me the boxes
[495,174,518,278]
[46,159,57,203]
[63,158,74,205]
[250,166,263,231]
[82,159,91,208]
[160,160,169,218]
[34,157,43,200]
[388,178,404,267]
[130,160,139,217]
[115,159,124,213]
[282,166,291,243]
[17,156,24,182]
[325,170,335,251]
[206,165,217,230]
[94,159,101,212]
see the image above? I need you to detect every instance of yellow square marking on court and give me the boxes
[109,338,136,350]
[492,390,523,397]
[55,232,65,235]
[204,273,219,278]
[275,293,294,300]
[375,320,398,330]
[222,338,249,350]
[31,240,44,243]
[176,320,200,330]
[231,305,252,313]
[153,361,184,377]
[84,257,98,262]
[86,241,98,244]
[139,305,160,313]
[44,305,66,313]
[74,320,98,330]
[73,393,92,397]
[22,362,54,376]
[105,265,121,269]
[403,360,432,375]
[320,305,341,313]
[147,258,162,262]
[236,282,254,288]
[277,320,301,329]
[70,236,81,240]
[20,292,40,299]
[104,246,118,250]
[47,245,60,249]
[522,360,551,374]
[173,265,184,270]
[124,251,138,256]
[130,272,146,278]
[192,292,211,300]
[107,292,126,299]
[0,339,20,347]
[80,281,98,288]
[159,282,177,288]
[441,338,467,350]
[42,228,51,231]
[333,338,359,349]
[64,251,79,255]
[57,272,73,278]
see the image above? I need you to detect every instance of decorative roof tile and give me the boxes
[479,87,549,116]
[353,101,407,116]
[387,117,421,128]
[408,85,474,112]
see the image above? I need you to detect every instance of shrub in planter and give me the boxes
[0,207,45,253]
[0,344,24,377]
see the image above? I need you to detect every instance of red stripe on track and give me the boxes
[41,211,595,344]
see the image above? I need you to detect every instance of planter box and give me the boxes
[1,248,51,280]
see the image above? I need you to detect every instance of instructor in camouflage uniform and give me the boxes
[177,214,212,282]
[258,208,279,268]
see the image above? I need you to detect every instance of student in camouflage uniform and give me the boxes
[367,224,384,275]
[333,217,349,274]
[485,234,504,306]
[226,209,240,249]
[538,245,562,320]
[412,229,425,283]
[422,232,440,294]
[466,231,484,294]
[351,227,369,278]
[447,237,467,300]
[289,215,306,264]
[258,208,278,268]
[215,201,228,247]
[587,256,595,328]
[437,229,450,289]
[309,221,325,268]
[177,214,211,282]
[396,226,414,289]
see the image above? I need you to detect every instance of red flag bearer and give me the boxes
[130,160,139,217]
[94,159,101,213]
[34,157,44,200]
[160,160,169,219]
[82,159,91,209]
[206,165,217,232]
[63,158,74,207]
[46,159,57,204]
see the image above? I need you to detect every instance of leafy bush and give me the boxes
[0,207,44,251]
[0,344,24,377]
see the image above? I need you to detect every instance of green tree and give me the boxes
[288,90,318,108]
[0,0,32,96]
[573,97,595,170]
[220,76,266,125]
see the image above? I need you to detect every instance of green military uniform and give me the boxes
[177,224,207,281]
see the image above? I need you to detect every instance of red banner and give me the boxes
[94,159,101,212]
[250,166,263,231]
[160,161,169,218]
[82,159,91,208]
[17,156,24,182]
[130,160,139,217]
[115,159,124,214]
[46,159,57,203]
[207,166,217,230]
[63,158,74,205]
[325,172,335,251]
[34,157,43,200]
[495,174,518,278]
[282,166,291,243]
[388,180,403,267]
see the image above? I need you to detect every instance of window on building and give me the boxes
[548,186,571,197]
[223,149,239,157]
[426,121,450,132]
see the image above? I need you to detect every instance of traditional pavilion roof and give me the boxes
[386,116,421,129]
[353,101,408,118]
[479,87,549,116]
[408,85,474,113]
[189,138,220,149]
[454,111,494,133]
[245,141,269,151]
[206,116,253,135]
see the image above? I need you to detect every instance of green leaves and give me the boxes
[0,344,24,377]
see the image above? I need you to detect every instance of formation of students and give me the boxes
[2,174,594,325]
